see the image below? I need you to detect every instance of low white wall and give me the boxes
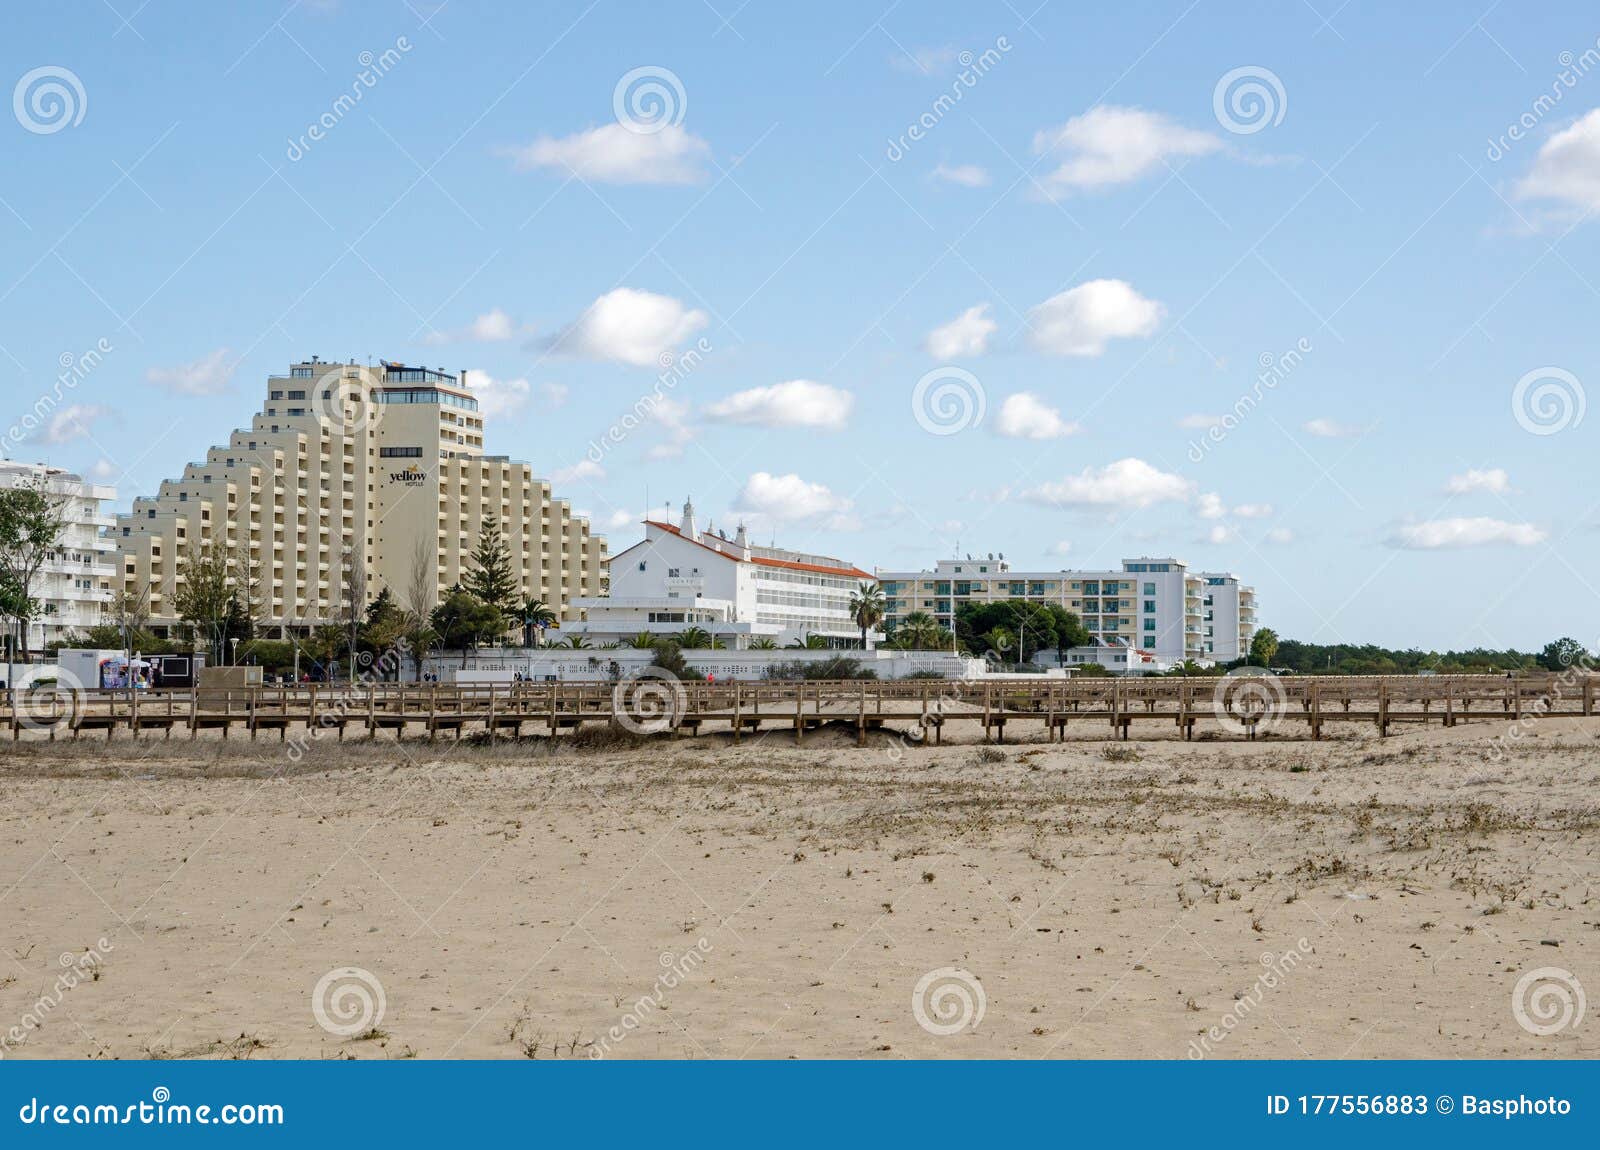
[426,647,985,682]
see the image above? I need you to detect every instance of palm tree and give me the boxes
[750,636,777,650]
[892,610,941,650]
[676,626,713,649]
[521,598,556,647]
[626,631,658,650]
[559,634,590,649]
[848,582,885,651]
[786,633,829,650]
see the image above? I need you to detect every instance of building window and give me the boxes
[1142,638,1156,649]
[1144,600,1155,612]
[1144,619,1155,632]
[379,447,423,458]
[1143,582,1155,595]
[638,561,647,571]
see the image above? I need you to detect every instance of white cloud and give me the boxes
[925,303,997,358]
[605,509,639,530]
[1206,524,1237,544]
[931,162,991,187]
[505,123,710,185]
[1195,492,1226,520]
[734,471,856,528]
[552,288,708,366]
[551,459,604,484]
[1514,108,1600,212]
[1027,279,1163,356]
[704,380,853,430]
[1388,517,1547,550]
[1445,467,1511,495]
[37,403,112,445]
[1177,413,1222,429]
[88,458,118,481]
[1302,417,1365,438]
[145,349,232,395]
[1049,540,1072,556]
[538,381,569,407]
[426,308,520,344]
[1033,105,1220,194]
[1232,503,1274,519]
[1019,457,1192,510]
[465,371,531,419]
[1264,527,1295,544]
[994,392,1080,439]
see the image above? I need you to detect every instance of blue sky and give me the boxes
[5,1,1599,651]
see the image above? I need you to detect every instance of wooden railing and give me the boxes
[4,674,1594,744]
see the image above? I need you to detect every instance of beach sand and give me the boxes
[1,717,1595,1059]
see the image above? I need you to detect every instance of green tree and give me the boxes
[1539,636,1589,671]
[786,633,829,649]
[430,589,504,667]
[558,633,591,649]
[749,636,777,650]
[172,540,235,665]
[625,630,658,650]
[649,640,689,678]
[848,582,885,650]
[462,520,519,637]
[521,598,556,648]
[889,610,952,651]
[0,475,69,659]
[1249,626,1280,667]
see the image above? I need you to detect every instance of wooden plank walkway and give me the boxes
[5,673,1596,745]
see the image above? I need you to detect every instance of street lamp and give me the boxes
[230,636,240,666]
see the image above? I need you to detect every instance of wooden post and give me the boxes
[1378,679,1389,738]
[1311,680,1322,740]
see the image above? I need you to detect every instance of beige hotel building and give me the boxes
[115,359,607,635]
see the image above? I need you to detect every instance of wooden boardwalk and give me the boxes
[6,673,1596,745]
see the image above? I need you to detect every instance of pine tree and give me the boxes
[462,520,519,635]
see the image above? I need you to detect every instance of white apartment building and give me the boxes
[876,554,1256,667]
[114,359,606,636]
[567,498,883,649]
[0,460,117,649]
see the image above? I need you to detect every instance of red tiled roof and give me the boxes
[643,521,873,580]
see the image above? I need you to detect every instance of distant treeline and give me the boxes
[1270,640,1552,675]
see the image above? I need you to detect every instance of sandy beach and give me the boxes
[1,717,1594,1060]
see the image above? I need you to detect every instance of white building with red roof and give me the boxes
[567,497,883,650]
